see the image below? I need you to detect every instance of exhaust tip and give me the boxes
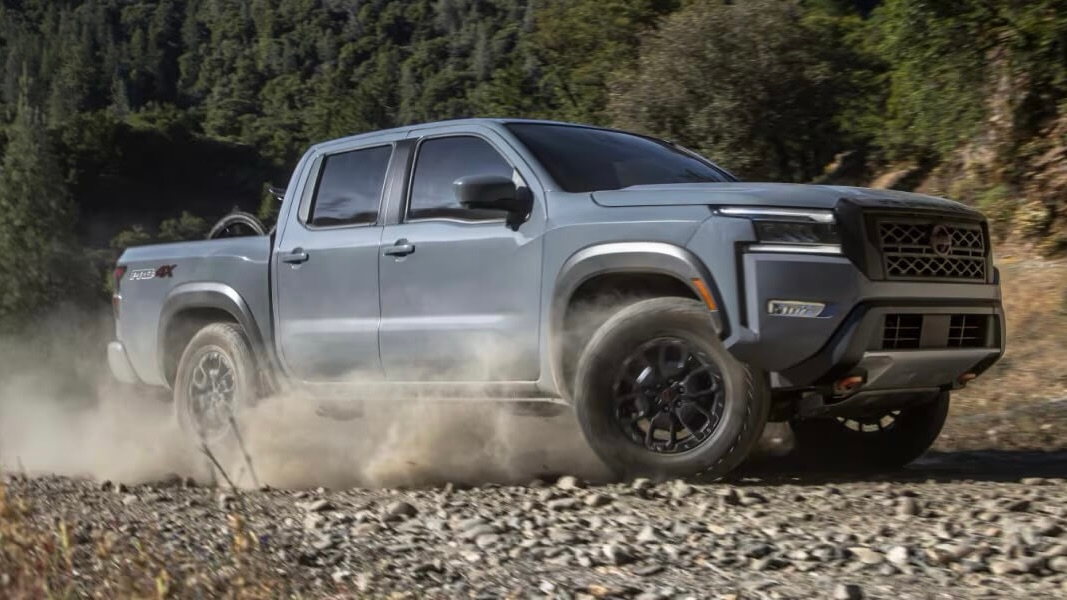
[958,372,977,385]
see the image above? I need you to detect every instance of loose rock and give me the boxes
[833,583,864,600]
[897,497,920,517]
[602,542,635,566]
[382,501,418,521]
[887,546,910,567]
[556,475,584,490]
[848,547,884,565]
[584,492,611,508]
[547,498,581,512]
[2,422,1066,600]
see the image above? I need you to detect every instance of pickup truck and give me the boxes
[109,118,1006,480]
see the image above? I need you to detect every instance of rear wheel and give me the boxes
[788,391,950,470]
[573,297,770,481]
[173,323,260,464]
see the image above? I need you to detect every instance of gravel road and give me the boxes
[3,400,1066,599]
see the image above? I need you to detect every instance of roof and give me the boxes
[308,117,614,153]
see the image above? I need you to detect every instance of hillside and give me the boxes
[1,0,1065,324]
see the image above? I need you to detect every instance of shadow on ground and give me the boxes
[722,447,1067,487]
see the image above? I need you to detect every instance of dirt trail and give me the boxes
[1,253,1066,598]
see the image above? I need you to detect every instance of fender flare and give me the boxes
[548,241,728,395]
[157,282,273,389]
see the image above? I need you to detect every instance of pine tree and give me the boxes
[0,73,87,331]
[527,0,679,125]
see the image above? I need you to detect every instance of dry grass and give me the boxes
[0,481,291,599]
[953,243,1067,413]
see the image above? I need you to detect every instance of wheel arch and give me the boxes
[158,283,273,390]
[549,242,728,397]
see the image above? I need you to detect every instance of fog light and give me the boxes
[767,300,826,318]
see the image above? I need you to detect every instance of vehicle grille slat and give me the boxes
[881,314,991,350]
[948,315,986,348]
[876,220,987,282]
[882,314,923,350]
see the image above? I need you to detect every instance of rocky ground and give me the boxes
[0,241,1062,600]
[2,397,1066,600]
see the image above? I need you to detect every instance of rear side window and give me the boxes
[308,144,393,227]
[407,136,514,221]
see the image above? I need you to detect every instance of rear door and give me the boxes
[272,141,397,381]
[377,126,546,382]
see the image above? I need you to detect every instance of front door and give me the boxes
[273,142,394,382]
[378,131,545,382]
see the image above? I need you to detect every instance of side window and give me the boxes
[307,144,393,227]
[407,136,514,221]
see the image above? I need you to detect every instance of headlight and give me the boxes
[719,207,841,254]
[753,220,839,245]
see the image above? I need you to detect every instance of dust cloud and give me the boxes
[210,332,615,490]
[0,307,614,489]
[0,307,208,484]
[0,305,792,490]
[232,395,612,490]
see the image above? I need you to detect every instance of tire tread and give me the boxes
[173,321,259,446]
[573,297,769,481]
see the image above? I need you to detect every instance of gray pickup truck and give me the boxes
[109,118,1005,480]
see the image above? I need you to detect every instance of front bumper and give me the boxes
[723,251,1005,397]
[108,341,142,385]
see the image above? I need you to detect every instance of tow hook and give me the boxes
[832,375,865,396]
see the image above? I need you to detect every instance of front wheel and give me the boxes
[572,297,770,481]
[788,391,950,470]
[173,322,260,459]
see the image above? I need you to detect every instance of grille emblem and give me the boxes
[929,224,953,256]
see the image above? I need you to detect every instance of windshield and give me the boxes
[504,122,736,193]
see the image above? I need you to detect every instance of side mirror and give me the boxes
[453,174,533,231]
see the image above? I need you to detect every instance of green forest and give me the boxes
[1,0,1066,330]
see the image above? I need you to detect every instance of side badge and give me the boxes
[128,264,177,282]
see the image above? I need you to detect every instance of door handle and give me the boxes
[282,248,309,264]
[384,239,416,257]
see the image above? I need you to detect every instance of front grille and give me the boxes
[880,314,992,350]
[877,220,987,281]
[882,314,922,350]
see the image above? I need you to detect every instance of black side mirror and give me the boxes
[453,174,533,231]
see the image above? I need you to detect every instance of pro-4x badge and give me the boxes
[128,264,177,281]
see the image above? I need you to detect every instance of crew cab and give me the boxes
[109,118,1006,480]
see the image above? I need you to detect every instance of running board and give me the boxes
[315,396,570,421]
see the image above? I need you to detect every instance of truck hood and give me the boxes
[590,182,982,218]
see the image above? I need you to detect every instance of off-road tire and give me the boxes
[573,297,770,481]
[560,293,651,400]
[173,322,259,461]
[788,391,951,470]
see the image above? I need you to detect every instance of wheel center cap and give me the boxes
[658,389,675,405]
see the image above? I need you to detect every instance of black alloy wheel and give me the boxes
[573,297,770,481]
[612,338,726,455]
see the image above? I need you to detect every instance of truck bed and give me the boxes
[114,235,273,387]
